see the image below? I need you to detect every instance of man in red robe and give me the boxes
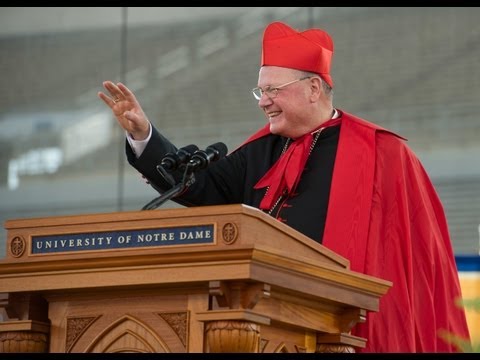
[98,21,470,352]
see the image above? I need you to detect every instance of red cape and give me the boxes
[242,110,470,352]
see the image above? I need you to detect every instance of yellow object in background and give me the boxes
[457,255,480,348]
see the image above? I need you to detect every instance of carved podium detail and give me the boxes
[317,344,355,353]
[0,329,48,353]
[205,320,260,352]
[157,312,189,348]
[66,316,100,352]
[10,236,26,258]
[0,293,49,352]
[0,204,391,353]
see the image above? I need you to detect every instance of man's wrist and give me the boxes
[127,122,152,157]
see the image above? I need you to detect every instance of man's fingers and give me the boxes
[117,82,137,103]
[103,81,124,102]
[97,91,116,107]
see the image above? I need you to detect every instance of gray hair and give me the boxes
[298,70,333,98]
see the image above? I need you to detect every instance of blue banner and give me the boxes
[31,224,215,254]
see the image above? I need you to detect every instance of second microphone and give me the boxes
[188,142,228,171]
[159,144,199,171]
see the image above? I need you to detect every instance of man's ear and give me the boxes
[309,77,323,102]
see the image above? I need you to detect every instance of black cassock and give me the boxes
[126,124,340,243]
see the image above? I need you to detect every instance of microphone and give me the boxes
[188,142,228,171]
[160,144,199,171]
[142,142,228,211]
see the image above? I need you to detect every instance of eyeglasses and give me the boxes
[252,76,312,100]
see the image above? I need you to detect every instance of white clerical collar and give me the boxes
[332,108,339,119]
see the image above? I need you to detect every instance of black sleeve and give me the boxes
[126,125,246,207]
[126,126,179,191]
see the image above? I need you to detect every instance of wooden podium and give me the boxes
[0,204,391,353]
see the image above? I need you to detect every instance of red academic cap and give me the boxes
[261,21,334,88]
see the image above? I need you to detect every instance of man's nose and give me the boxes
[258,92,273,107]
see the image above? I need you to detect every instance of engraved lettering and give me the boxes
[32,225,214,254]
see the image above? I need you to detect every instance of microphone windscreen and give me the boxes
[179,144,199,154]
[208,142,228,159]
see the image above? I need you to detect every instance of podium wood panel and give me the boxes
[0,204,391,353]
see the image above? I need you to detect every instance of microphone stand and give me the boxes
[141,163,196,211]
